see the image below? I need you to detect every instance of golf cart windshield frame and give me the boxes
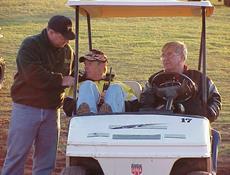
[67,0,214,115]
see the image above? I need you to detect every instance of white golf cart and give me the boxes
[61,1,219,175]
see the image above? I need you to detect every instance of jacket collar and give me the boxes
[40,28,63,51]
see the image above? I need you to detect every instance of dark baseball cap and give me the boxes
[48,15,75,40]
[79,49,108,63]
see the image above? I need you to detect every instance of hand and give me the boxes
[207,106,218,123]
[63,97,75,117]
[140,87,156,108]
[62,76,75,87]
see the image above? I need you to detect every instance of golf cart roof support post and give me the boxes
[201,6,208,110]
[73,6,80,115]
[198,31,202,72]
[86,12,92,51]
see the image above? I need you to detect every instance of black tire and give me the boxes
[187,171,211,175]
[61,166,86,175]
[0,57,5,89]
[224,0,230,6]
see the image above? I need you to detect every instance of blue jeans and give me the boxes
[77,80,125,113]
[211,128,221,173]
[1,103,60,175]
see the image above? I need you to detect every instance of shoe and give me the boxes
[77,103,90,115]
[99,103,112,113]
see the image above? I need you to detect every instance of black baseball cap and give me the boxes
[48,15,75,40]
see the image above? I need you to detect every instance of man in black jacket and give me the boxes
[140,41,221,122]
[140,41,221,172]
[2,15,75,175]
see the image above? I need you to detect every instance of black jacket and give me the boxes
[11,29,74,109]
[140,68,221,122]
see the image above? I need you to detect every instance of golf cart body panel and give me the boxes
[65,114,212,174]
[67,114,211,157]
[67,0,214,17]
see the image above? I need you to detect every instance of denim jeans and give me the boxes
[1,103,60,175]
[211,128,221,173]
[77,80,125,113]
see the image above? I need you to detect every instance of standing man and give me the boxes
[2,15,75,175]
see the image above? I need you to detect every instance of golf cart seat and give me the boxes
[123,80,142,100]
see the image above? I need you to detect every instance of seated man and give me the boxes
[64,49,138,116]
[140,41,221,121]
[140,41,221,172]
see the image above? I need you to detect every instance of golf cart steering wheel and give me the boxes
[151,72,196,110]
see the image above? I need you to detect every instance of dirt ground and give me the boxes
[0,91,230,174]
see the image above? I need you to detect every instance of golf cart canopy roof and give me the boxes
[67,0,214,17]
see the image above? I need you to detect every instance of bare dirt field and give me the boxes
[0,88,230,175]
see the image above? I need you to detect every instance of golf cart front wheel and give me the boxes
[61,166,86,175]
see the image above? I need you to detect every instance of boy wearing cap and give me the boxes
[64,49,138,116]
[2,15,75,175]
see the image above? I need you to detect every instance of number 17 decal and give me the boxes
[181,117,192,123]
